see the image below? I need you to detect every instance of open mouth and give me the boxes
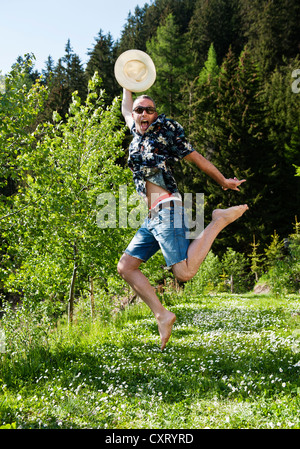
[141,120,149,131]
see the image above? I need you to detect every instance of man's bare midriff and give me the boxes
[146,180,171,209]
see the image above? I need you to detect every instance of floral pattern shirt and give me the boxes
[128,114,195,198]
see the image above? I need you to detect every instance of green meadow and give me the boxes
[1,292,299,429]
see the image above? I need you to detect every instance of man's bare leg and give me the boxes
[118,205,248,349]
[117,254,176,350]
[172,205,248,282]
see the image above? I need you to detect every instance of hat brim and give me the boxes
[114,49,156,93]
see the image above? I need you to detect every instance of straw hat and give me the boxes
[114,49,156,92]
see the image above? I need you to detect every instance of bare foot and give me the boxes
[157,311,176,351]
[212,204,248,227]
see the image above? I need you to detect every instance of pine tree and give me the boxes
[44,41,87,120]
[187,47,275,252]
[68,54,87,100]
[86,30,119,104]
[11,54,40,85]
[146,14,191,118]
[42,55,55,85]
[240,0,300,74]
[262,56,300,238]
[63,40,87,103]
[198,43,220,86]
[249,235,265,282]
[48,58,69,118]
[176,43,221,199]
[117,5,150,54]
[117,1,195,56]
[264,231,284,269]
[222,247,249,293]
[187,0,244,67]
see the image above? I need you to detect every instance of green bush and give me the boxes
[221,247,252,293]
[263,224,300,295]
[185,248,252,297]
[185,251,222,295]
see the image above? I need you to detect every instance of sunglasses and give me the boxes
[133,106,157,115]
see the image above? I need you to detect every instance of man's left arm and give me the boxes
[184,150,246,192]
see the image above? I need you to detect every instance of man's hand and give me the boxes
[222,177,246,191]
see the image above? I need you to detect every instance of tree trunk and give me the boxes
[90,276,95,320]
[230,274,234,293]
[68,262,77,325]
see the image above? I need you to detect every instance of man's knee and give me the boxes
[175,272,194,283]
[117,257,126,278]
[117,253,141,279]
[172,264,196,283]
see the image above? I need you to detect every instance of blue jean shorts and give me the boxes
[125,205,190,267]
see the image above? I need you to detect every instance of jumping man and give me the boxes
[117,89,248,350]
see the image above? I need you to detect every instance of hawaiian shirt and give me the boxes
[128,114,195,198]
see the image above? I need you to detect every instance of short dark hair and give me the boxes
[133,95,156,110]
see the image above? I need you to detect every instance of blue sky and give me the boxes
[0,0,149,74]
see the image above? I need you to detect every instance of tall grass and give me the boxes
[0,292,299,429]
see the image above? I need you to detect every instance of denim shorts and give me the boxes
[125,205,190,267]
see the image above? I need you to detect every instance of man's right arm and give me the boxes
[122,88,134,130]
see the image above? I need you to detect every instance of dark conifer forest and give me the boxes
[37,0,300,246]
